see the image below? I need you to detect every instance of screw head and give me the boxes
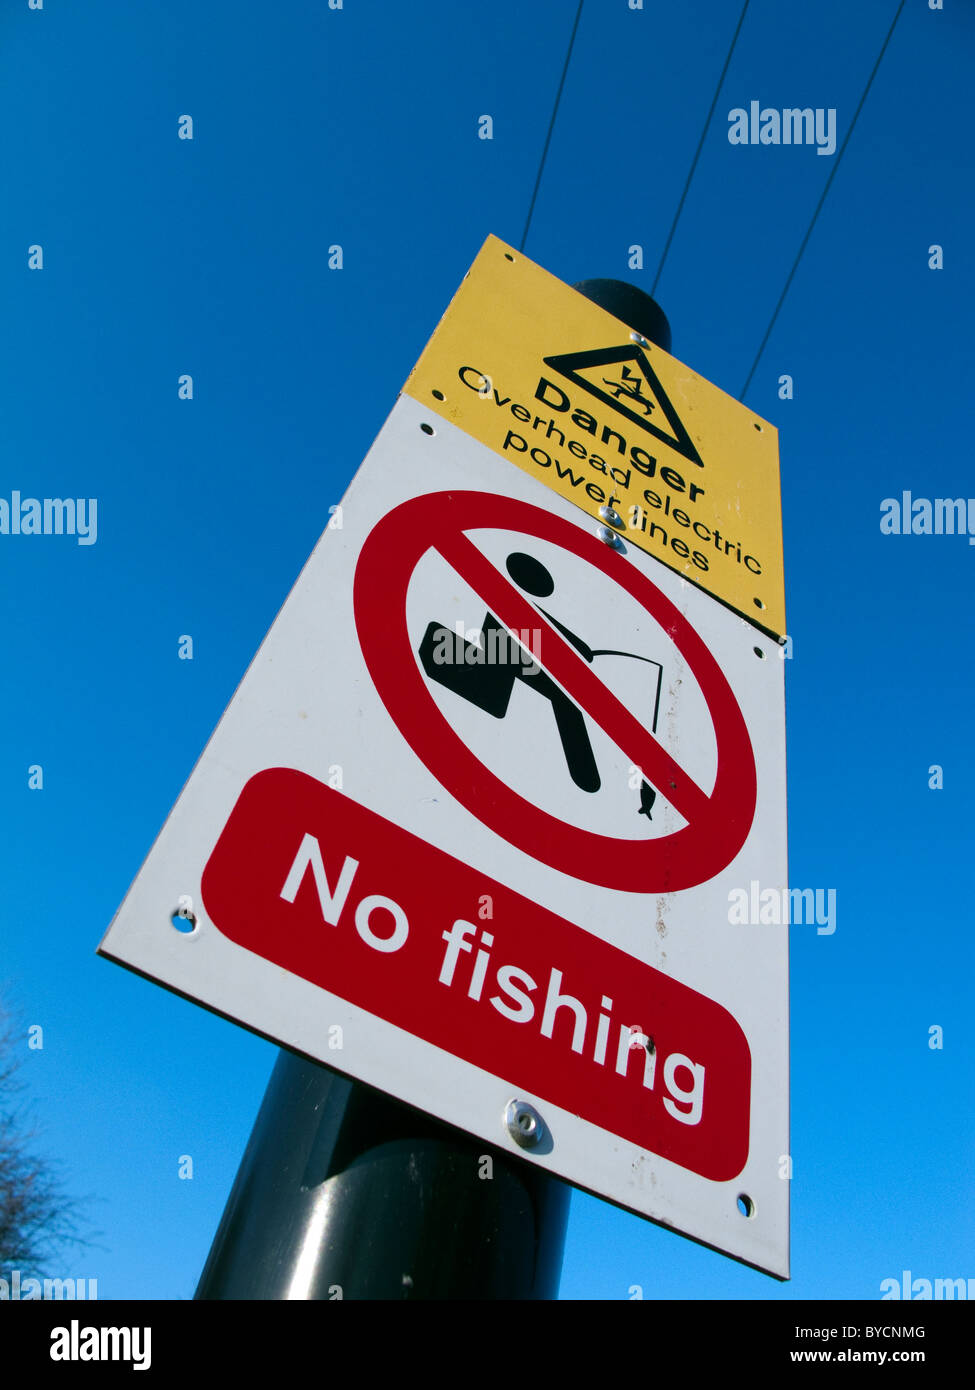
[630,332,650,348]
[597,525,625,552]
[599,504,624,529]
[505,1098,544,1149]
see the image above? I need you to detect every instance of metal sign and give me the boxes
[99,394,789,1277]
[405,235,786,640]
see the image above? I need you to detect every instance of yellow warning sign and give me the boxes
[405,235,786,640]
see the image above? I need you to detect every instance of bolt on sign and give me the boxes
[100,244,789,1279]
[406,235,785,642]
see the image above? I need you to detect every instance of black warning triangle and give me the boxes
[542,344,703,469]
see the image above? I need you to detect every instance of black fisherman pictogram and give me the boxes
[418,551,663,819]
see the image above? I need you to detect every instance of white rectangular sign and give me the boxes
[100,393,789,1277]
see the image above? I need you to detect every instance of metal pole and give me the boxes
[572,279,672,353]
[195,1051,570,1300]
[195,276,671,1302]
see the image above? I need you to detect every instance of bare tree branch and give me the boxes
[0,1002,94,1276]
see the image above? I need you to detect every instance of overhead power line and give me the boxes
[740,0,907,400]
[520,0,585,253]
[652,0,752,299]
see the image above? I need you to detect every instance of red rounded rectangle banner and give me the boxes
[201,768,751,1180]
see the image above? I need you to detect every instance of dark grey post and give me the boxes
[195,1053,570,1300]
[572,279,672,353]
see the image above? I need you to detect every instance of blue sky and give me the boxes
[3,0,973,1300]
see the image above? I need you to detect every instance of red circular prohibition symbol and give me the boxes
[353,491,756,892]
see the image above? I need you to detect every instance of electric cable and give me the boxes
[739,0,907,400]
[652,0,752,299]
[520,0,585,253]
